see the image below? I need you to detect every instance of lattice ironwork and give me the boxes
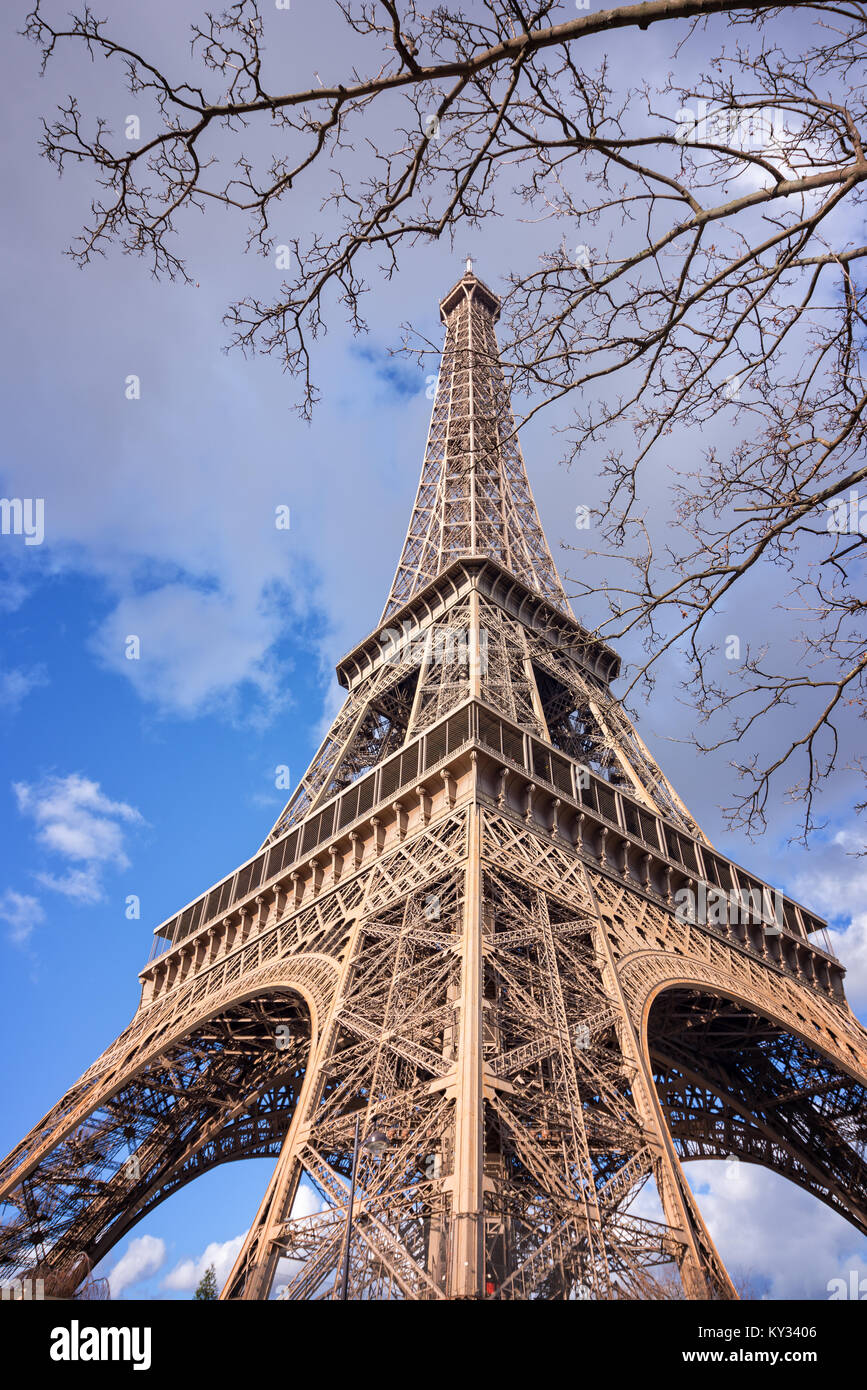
[382,266,571,622]
[2,266,866,1302]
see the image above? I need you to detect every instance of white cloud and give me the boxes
[631,1160,867,1299]
[793,855,867,922]
[683,1161,867,1300]
[832,828,867,855]
[0,889,45,946]
[0,665,47,712]
[14,774,142,863]
[13,773,144,905]
[89,584,292,722]
[162,1234,245,1292]
[293,1180,327,1221]
[35,866,104,906]
[790,826,867,1015]
[108,1234,166,1297]
[0,579,30,614]
[830,913,867,1016]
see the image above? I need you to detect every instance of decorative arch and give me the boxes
[0,952,341,1293]
[622,953,867,1241]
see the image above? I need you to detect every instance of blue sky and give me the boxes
[1,0,866,1300]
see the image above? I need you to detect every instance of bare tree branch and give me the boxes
[23,0,867,839]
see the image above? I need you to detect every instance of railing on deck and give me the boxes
[146,699,835,967]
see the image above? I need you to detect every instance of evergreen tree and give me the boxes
[193,1264,218,1301]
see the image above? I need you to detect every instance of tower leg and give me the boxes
[590,868,736,1299]
[221,1102,309,1301]
[449,802,485,1299]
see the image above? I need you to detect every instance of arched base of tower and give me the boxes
[0,976,325,1295]
[647,987,867,1238]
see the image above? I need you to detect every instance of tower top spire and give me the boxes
[381,269,571,622]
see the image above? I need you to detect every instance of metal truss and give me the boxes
[261,268,705,849]
[1,265,866,1301]
[265,575,703,853]
[3,784,867,1299]
[381,266,571,622]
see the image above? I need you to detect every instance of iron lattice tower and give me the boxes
[2,265,866,1302]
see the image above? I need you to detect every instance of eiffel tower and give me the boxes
[2,262,866,1303]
